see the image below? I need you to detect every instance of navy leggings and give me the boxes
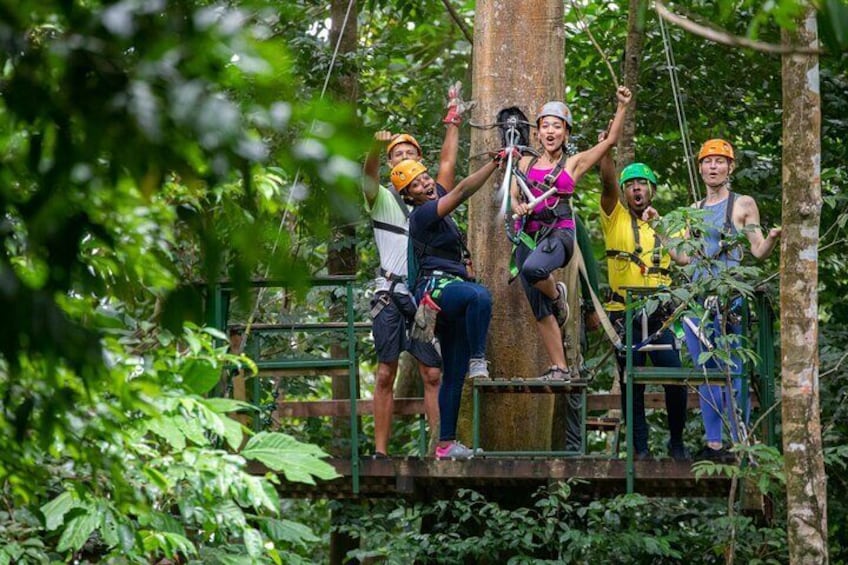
[611,311,687,453]
[429,279,492,441]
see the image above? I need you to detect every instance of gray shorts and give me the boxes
[371,292,441,367]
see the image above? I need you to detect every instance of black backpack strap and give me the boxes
[723,191,736,233]
[372,219,408,236]
[389,188,410,219]
[412,238,461,262]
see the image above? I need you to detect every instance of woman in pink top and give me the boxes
[510,86,632,380]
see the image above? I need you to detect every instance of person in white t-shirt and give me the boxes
[362,82,471,458]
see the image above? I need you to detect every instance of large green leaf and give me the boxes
[147,416,187,450]
[240,432,339,485]
[259,517,320,548]
[181,358,221,395]
[243,527,264,558]
[221,414,246,450]
[56,510,98,552]
[40,491,80,532]
[203,397,255,414]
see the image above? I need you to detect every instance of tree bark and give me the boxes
[780,8,828,564]
[617,0,644,165]
[468,0,564,451]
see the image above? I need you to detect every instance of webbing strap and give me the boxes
[574,246,622,350]
[389,188,410,219]
[696,191,739,260]
[372,219,407,236]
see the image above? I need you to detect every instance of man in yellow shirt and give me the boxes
[599,153,688,461]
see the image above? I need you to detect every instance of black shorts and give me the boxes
[371,293,441,367]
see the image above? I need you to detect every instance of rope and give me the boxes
[657,7,700,203]
[234,0,357,356]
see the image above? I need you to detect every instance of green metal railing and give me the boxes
[623,287,777,493]
[206,276,362,494]
[471,379,588,457]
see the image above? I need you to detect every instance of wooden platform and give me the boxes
[249,456,734,501]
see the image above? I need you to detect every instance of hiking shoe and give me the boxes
[468,357,489,379]
[635,450,652,461]
[552,282,569,327]
[371,452,390,460]
[435,441,476,460]
[540,366,571,382]
[668,443,691,462]
[694,445,734,462]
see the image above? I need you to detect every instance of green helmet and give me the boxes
[619,162,658,188]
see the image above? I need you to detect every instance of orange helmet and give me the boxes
[698,139,735,162]
[390,159,428,192]
[386,134,422,157]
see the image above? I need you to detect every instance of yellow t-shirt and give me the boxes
[600,200,672,311]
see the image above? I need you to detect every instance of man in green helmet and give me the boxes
[598,144,688,460]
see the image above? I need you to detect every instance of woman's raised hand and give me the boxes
[616,85,632,106]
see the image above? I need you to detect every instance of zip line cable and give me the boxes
[234,0,356,356]
[657,7,700,203]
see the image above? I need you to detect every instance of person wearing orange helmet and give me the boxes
[681,138,781,461]
[390,156,499,460]
[510,85,632,382]
[362,82,471,459]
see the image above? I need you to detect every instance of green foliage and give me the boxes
[1,324,337,562]
[337,485,789,563]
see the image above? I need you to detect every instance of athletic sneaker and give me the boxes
[539,366,571,382]
[552,282,569,327]
[694,445,734,462]
[435,441,476,460]
[468,357,489,379]
[668,442,691,462]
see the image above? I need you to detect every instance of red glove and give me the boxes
[492,147,521,167]
[443,105,461,125]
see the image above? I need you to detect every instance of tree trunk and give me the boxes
[617,0,645,165]
[327,1,359,563]
[468,0,564,451]
[780,9,828,564]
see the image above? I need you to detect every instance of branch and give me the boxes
[821,351,848,379]
[569,0,620,86]
[654,0,822,55]
[440,0,473,45]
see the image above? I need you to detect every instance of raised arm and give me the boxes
[597,126,619,216]
[738,195,782,260]
[435,123,460,191]
[363,130,392,206]
[567,86,632,184]
[436,160,499,218]
[436,81,472,191]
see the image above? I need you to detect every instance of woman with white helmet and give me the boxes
[511,86,632,381]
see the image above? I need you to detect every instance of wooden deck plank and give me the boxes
[248,457,734,500]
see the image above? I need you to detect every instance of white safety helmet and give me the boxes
[536,101,573,131]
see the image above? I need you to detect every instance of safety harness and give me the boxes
[695,191,739,260]
[370,186,410,236]
[412,214,473,283]
[522,153,573,226]
[508,154,572,280]
[369,191,412,319]
[606,211,669,281]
